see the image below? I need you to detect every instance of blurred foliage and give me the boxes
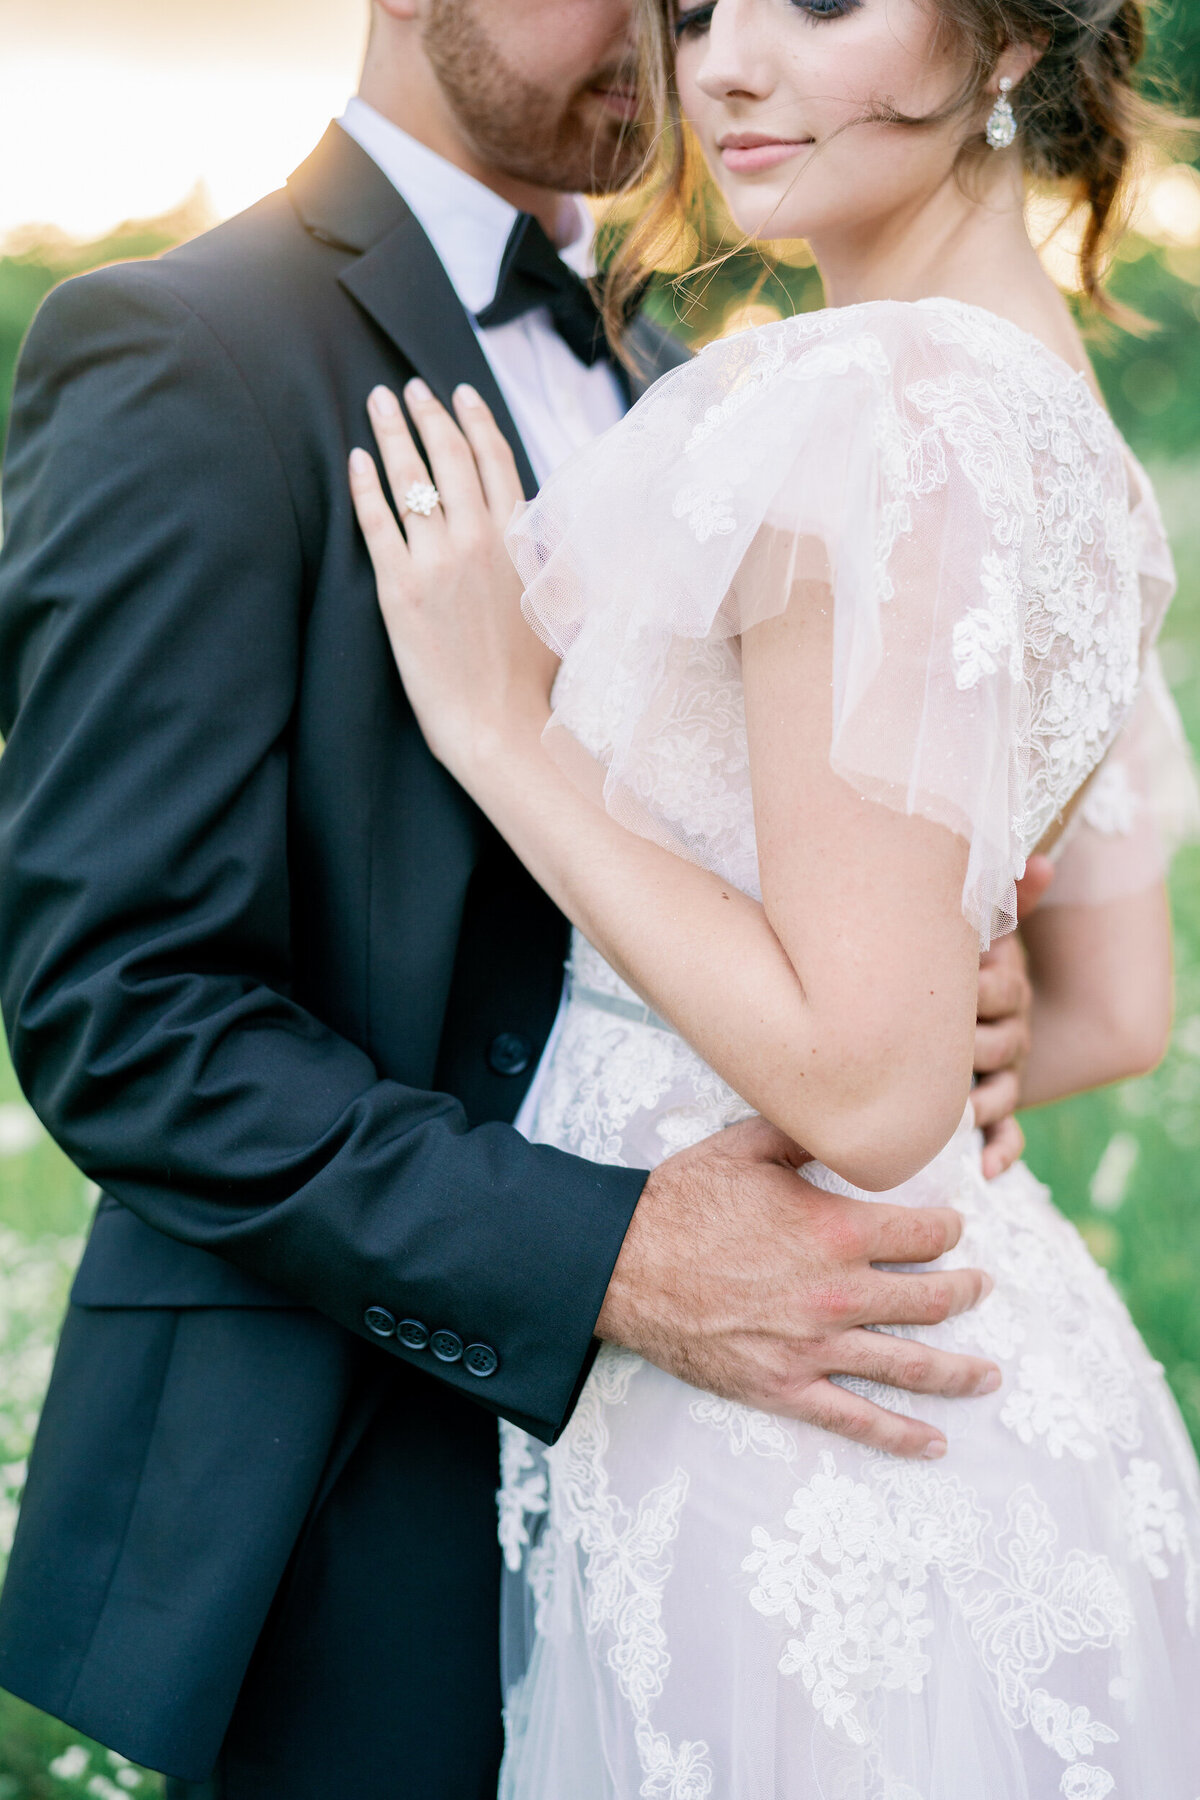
[0,189,213,456]
[0,1048,162,1789]
[0,1694,159,1799]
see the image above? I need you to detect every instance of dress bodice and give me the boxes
[512,298,1184,944]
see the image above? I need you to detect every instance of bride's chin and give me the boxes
[727,199,812,244]
[710,182,810,246]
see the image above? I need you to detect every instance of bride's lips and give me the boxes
[719,133,814,173]
[589,83,641,121]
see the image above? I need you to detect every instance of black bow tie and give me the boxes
[476,213,609,367]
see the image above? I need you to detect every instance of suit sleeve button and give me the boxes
[487,1032,533,1077]
[430,1329,464,1364]
[396,1319,430,1351]
[464,1343,499,1379]
[364,1306,397,1338]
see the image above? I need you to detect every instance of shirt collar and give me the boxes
[338,98,595,316]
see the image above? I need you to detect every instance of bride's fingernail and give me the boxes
[976,1369,1002,1396]
[455,383,482,408]
[348,448,372,475]
[369,386,400,415]
[919,1439,948,1461]
[405,377,432,403]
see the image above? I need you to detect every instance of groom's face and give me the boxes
[420,0,645,195]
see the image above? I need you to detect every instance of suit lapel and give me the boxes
[624,312,693,399]
[287,126,692,490]
[289,126,539,499]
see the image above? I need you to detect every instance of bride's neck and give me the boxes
[807,163,1071,351]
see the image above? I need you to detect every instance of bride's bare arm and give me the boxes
[351,380,980,1192]
[1017,883,1173,1107]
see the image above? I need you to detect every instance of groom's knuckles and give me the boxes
[872,1267,982,1326]
[807,1276,860,1326]
[799,1382,928,1456]
[862,1337,990,1398]
[922,1267,988,1322]
[869,1341,939,1394]
[865,1203,960,1265]
[909,1275,957,1325]
[810,1206,868,1266]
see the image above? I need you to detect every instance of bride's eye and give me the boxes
[674,2,717,40]
[791,0,863,17]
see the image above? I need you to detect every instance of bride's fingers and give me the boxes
[399,379,491,523]
[452,384,526,520]
[836,1328,1000,1400]
[366,386,446,542]
[348,447,412,608]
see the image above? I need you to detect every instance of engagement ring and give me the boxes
[402,481,441,518]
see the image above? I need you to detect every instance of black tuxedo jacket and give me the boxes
[0,125,686,1778]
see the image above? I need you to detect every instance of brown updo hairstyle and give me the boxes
[603,0,1177,345]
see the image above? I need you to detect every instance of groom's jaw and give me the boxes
[365,0,648,202]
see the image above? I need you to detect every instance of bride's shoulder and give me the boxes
[666,296,1084,423]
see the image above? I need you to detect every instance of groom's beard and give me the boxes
[422,0,646,197]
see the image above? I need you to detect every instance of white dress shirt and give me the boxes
[338,98,628,1132]
[338,97,627,487]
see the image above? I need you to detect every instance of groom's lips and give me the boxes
[589,83,641,122]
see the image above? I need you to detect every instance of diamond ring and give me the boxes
[401,481,441,519]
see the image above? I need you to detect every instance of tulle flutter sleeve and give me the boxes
[507,301,1188,944]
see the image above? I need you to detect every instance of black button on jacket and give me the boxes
[0,123,687,1785]
[488,1031,534,1077]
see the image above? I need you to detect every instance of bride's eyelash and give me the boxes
[673,2,716,39]
[674,0,861,39]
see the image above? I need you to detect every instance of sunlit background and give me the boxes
[0,0,367,240]
[2,3,1200,1793]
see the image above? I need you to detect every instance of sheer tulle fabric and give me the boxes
[499,303,1200,1799]
[509,298,1194,943]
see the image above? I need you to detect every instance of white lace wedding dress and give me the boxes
[498,299,1200,1799]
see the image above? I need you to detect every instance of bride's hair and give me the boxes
[603,0,1177,343]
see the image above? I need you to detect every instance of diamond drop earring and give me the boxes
[986,76,1018,150]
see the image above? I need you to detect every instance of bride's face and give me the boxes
[672,0,978,244]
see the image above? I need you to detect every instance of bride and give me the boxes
[349,0,1200,1789]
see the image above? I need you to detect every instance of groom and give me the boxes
[0,1,1031,1794]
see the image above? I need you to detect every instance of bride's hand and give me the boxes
[349,379,559,778]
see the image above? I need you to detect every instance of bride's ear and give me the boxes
[992,36,1047,92]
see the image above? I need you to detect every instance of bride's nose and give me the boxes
[693,0,777,103]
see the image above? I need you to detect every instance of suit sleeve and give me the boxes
[0,267,645,1443]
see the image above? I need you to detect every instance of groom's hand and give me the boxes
[596,1116,997,1461]
[971,854,1054,1177]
